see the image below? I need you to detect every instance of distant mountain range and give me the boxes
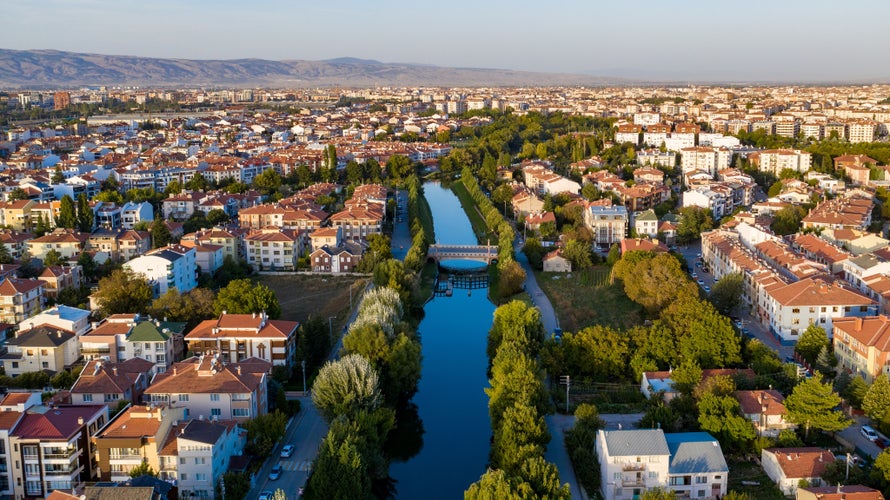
[0,49,629,88]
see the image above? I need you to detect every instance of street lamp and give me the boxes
[301,359,307,394]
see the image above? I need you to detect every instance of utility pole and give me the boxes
[560,375,571,413]
[301,359,307,393]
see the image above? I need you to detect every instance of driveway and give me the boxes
[838,416,884,459]
[514,239,559,334]
[545,413,585,500]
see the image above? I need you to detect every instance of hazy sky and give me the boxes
[5,0,889,82]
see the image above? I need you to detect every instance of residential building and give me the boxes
[163,418,246,500]
[121,201,154,230]
[70,358,154,408]
[184,312,299,367]
[0,230,34,260]
[39,265,83,298]
[797,485,884,500]
[596,429,728,500]
[680,146,731,176]
[144,354,269,422]
[542,250,571,273]
[329,206,384,242]
[750,149,812,175]
[584,202,628,248]
[8,404,109,498]
[26,228,89,261]
[849,121,878,143]
[19,304,90,335]
[0,404,26,497]
[1,200,36,231]
[0,324,78,376]
[761,447,834,496]
[243,228,303,271]
[634,209,659,238]
[93,404,187,481]
[80,315,187,372]
[118,230,153,262]
[125,245,197,296]
[309,241,365,273]
[735,389,794,437]
[833,315,890,382]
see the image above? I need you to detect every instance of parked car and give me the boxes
[697,279,705,286]
[259,491,274,500]
[270,464,283,480]
[281,444,295,458]
[862,425,879,442]
[703,285,711,293]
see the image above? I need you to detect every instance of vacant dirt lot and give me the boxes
[255,274,370,327]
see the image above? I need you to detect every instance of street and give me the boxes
[248,398,328,499]
[514,238,559,335]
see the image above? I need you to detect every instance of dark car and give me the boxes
[269,464,283,480]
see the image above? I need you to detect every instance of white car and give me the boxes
[281,444,295,458]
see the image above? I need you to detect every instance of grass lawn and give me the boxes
[534,267,643,332]
[255,274,370,331]
[726,458,785,499]
[450,178,491,244]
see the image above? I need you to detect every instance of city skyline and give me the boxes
[4,0,890,83]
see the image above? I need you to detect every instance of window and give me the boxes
[648,471,658,479]
[613,472,621,480]
[195,473,207,481]
[82,394,93,402]
[11,362,18,369]
[194,457,206,465]
[180,473,188,481]
[42,362,49,369]
[696,476,707,484]
[211,408,221,417]
[179,457,186,465]
[792,308,800,313]
[698,490,706,497]
[178,394,189,402]
[210,394,220,402]
[233,408,249,417]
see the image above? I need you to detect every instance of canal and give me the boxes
[389,182,495,499]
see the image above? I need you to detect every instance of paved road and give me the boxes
[545,414,587,500]
[514,239,559,334]
[248,397,328,500]
[838,416,884,459]
[391,189,412,260]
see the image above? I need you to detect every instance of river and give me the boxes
[389,182,495,499]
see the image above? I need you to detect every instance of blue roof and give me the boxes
[45,305,90,321]
[664,432,728,474]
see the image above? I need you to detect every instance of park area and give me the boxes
[534,267,643,333]
[256,274,370,327]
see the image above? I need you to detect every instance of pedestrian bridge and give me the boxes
[428,244,498,264]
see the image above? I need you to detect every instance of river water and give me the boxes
[389,182,495,499]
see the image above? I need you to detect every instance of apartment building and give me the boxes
[124,245,197,296]
[93,404,186,481]
[184,312,298,367]
[144,354,269,422]
[596,430,728,500]
[162,419,246,500]
[584,202,628,248]
[70,358,154,408]
[243,228,303,271]
[8,404,109,498]
[329,206,384,242]
[750,149,812,175]
[1,324,80,376]
[802,196,873,231]
[832,316,890,383]
[25,229,89,261]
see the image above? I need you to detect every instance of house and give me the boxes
[620,238,668,255]
[0,230,34,259]
[525,211,556,232]
[184,311,299,367]
[93,403,187,481]
[144,354,269,422]
[181,227,245,262]
[797,485,884,500]
[833,316,890,382]
[762,447,835,496]
[125,245,197,296]
[542,250,571,273]
[641,369,756,402]
[8,404,109,498]
[70,358,155,408]
[511,189,545,217]
[0,324,79,376]
[735,389,794,437]
[80,315,187,372]
[595,429,728,500]
[19,304,90,335]
[39,264,83,298]
[310,226,343,252]
[309,241,365,273]
[160,418,246,500]
[634,209,659,238]
[25,228,89,260]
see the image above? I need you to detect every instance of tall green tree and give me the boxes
[675,206,715,244]
[697,392,756,451]
[76,193,93,232]
[51,165,65,184]
[784,376,850,439]
[94,269,154,316]
[613,252,698,314]
[311,354,382,421]
[796,324,829,367]
[213,278,281,319]
[43,249,63,267]
[0,243,12,264]
[488,300,545,361]
[151,221,172,248]
[491,401,550,473]
[863,374,890,423]
[57,195,77,229]
[708,272,744,314]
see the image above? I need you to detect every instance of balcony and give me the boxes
[622,477,646,487]
[43,449,78,461]
[622,463,646,472]
[81,347,111,355]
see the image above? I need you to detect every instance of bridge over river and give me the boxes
[427,244,498,264]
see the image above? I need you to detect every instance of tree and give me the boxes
[606,243,621,266]
[874,448,890,484]
[148,288,216,330]
[492,184,514,210]
[94,269,154,316]
[7,188,28,201]
[661,296,742,368]
[561,239,593,270]
[43,249,63,267]
[51,165,65,184]
[708,272,744,314]
[185,172,208,192]
[206,208,229,226]
[243,410,288,457]
[491,401,549,473]
[613,252,698,314]
[796,324,829,367]
[0,243,12,265]
[771,206,806,236]
[581,183,599,201]
[357,234,392,273]
[214,278,281,319]
[164,180,182,196]
[386,154,412,180]
[640,489,678,500]
[94,190,125,204]
[253,168,282,196]
[128,460,158,478]
[522,238,545,270]
[785,377,850,439]
[464,469,519,499]
[671,360,703,395]
[814,346,837,378]
[312,354,382,421]
[561,326,629,381]
[151,221,172,248]
[697,392,756,451]
[863,374,890,423]
[57,195,77,229]
[77,193,94,232]
[675,206,714,244]
[219,472,251,500]
[488,300,545,360]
